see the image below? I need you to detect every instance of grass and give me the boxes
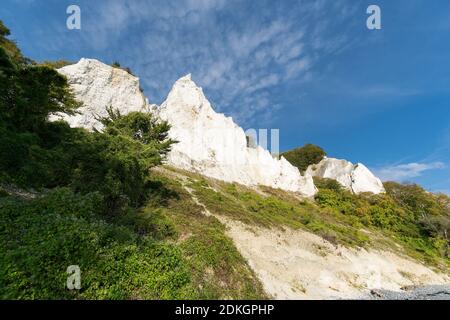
[183,173,370,248]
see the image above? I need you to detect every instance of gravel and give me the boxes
[368,285,450,300]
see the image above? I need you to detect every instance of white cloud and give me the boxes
[30,0,357,125]
[374,162,446,182]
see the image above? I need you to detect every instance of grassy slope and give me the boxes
[165,167,449,272]
[140,172,267,299]
[1,165,448,299]
[0,171,267,299]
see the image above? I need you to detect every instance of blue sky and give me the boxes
[2,0,450,193]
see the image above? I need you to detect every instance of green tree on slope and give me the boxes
[281,143,326,173]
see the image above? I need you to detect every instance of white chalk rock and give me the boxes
[53,59,316,197]
[306,157,385,194]
[51,58,149,131]
[157,74,317,197]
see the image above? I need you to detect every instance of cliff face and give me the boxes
[54,58,384,196]
[54,59,316,197]
[157,74,317,197]
[306,157,386,194]
[50,58,149,131]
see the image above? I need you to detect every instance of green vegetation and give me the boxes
[0,21,27,64]
[40,60,73,69]
[112,61,134,76]
[0,175,266,299]
[281,143,326,173]
[314,178,449,267]
[140,172,267,299]
[0,189,192,299]
[184,171,370,248]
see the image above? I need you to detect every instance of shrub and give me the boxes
[0,192,191,299]
[0,21,175,215]
[111,61,134,76]
[281,143,326,173]
[313,177,343,192]
[314,179,450,263]
[40,60,73,69]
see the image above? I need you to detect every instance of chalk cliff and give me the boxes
[54,59,316,196]
[50,58,149,131]
[306,157,385,194]
[157,74,317,197]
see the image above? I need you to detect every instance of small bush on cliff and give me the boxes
[111,61,134,76]
[281,143,326,173]
[313,177,343,192]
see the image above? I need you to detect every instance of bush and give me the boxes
[281,143,326,173]
[111,61,134,76]
[40,60,73,69]
[313,177,343,192]
[314,179,450,263]
[0,192,191,299]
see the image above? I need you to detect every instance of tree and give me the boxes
[0,20,28,65]
[99,107,176,160]
[0,20,176,214]
[384,182,442,219]
[420,216,450,257]
[281,143,326,173]
[0,20,80,132]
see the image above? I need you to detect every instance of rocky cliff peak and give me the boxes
[306,157,385,194]
[158,74,317,197]
[50,58,149,131]
[159,73,214,117]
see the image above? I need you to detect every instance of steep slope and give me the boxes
[3,19,447,301]
[0,171,268,299]
[306,157,385,194]
[153,166,450,299]
[223,218,447,299]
